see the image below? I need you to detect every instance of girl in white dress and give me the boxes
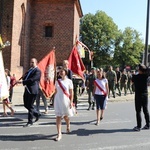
[54,68,74,141]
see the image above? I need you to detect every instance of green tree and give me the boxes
[80,11,119,69]
[113,27,144,69]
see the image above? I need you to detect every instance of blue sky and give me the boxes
[80,0,149,43]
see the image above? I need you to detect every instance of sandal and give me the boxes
[2,113,8,117]
[66,124,70,133]
[66,128,70,133]
[55,134,62,141]
[10,111,14,117]
[43,110,48,114]
[95,121,100,126]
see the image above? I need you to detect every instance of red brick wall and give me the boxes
[0,0,14,70]
[30,0,76,66]
[73,2,80,43]
[1,0,31,78]
[1,0,82,79]
[11,0,31,77]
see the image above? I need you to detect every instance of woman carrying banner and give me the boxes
[54,67,74,141]
[93,68,109,125]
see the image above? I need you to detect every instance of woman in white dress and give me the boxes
[54,67,74,141]
[93,68,109,125]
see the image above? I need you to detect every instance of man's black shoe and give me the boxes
[142,125,149,130]
[133,126,141,131]
[92,107,95,110]
[35,114,41,122]
[87,108,90,111]
[23,123,33,127]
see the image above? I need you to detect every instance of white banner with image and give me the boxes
[0,50,9,101]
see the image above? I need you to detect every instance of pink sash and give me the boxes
[94,80,106,96]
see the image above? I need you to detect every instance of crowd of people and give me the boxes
[1,58,150,141]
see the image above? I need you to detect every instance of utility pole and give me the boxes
[144,0,150,66]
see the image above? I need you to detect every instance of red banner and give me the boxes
[38,50,56,98]
[68,46,85,79]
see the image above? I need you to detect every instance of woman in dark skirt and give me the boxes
[93,68,109,125]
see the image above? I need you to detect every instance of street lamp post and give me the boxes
[144,0,150,66]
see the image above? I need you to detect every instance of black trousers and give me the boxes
[135,93,150,128]
[87,89,95,108]
[23,90,39,124]
[9,88,13,102]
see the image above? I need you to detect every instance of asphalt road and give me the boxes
[0,87,150,150]
[0,86,150,150]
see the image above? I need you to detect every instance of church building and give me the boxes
[0,0,83,78]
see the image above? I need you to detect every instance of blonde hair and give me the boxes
[63,60,69,65]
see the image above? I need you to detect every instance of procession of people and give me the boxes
[0,54,150,142]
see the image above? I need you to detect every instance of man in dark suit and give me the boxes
[17,58,41,127]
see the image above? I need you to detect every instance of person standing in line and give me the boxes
[131,70,136,93]
[63,59,79,109]
[120,70,128,96]
[36,88,48,114]
[132,64,150,131]
[72,75,79,108]
[86,67,96,110]
[85,70,89,94]
[93,68,109,125]
[106,66,117,98]
[9,72,16,103]
[127,71,133,94]
[2,69,15,117]
[54,67,74,141]
[16,58,41,127]
[63,60,72,80]
[115,67,121,96]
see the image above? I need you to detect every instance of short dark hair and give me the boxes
[138,64,147,73]
[59,67,68,75]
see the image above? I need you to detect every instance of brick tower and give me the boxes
[0,0,82,78]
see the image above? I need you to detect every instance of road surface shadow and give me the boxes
[70,128,134,136]
[0,134,57,141]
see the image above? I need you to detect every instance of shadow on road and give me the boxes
[0,134,57,141]
[70,128,134,136]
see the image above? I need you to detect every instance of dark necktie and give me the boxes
[25,68,33,80]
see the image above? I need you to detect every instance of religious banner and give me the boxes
[76,39,91,60]
[0,50,9,101]
[0,35,4,49]
[38,50,56,98]
[68,46,86,79]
